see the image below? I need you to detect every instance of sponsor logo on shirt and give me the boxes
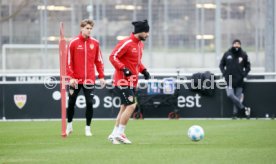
[77,45,83,49]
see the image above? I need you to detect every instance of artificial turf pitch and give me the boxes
[0,119,276,164]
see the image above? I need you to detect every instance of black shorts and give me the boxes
[114,86,137,105]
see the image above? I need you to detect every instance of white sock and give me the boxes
[85,125,90,131]
[117,124,126,135]
[67,122,72,129]
[111,126,118,135]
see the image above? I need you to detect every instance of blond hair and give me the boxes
[80,19,94,28]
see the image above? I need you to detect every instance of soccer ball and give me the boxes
[187,125,204,141]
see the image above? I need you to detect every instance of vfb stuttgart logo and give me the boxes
[14,95,27,110]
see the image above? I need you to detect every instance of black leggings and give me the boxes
[67,84,94,126]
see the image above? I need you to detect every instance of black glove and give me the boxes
[142,69,150,80]
[122,67,132,77]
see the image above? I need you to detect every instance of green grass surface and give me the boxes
[1,120,276,164]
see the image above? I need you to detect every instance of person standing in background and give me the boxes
[219,39,251,119]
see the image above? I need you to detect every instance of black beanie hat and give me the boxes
[232,39,241,45]
[132,20,150,34]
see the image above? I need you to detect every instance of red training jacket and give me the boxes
[66,33,104,84]
[109,33,146,87]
